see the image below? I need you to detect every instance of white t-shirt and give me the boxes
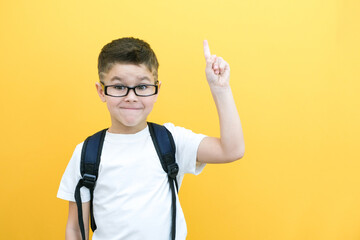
[57,123,206,240]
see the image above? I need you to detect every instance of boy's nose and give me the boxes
[124,88,138,101]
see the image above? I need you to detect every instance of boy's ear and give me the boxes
[95,82,106,102]
[153,81,161,103]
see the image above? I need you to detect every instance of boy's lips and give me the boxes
[120,107,143,110]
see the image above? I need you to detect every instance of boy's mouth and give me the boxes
[120,107,142,110]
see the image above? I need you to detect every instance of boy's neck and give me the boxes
[108,121,148,134]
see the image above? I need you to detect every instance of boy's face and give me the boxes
[95,63,159,134]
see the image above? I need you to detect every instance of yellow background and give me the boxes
[0,0,359,239]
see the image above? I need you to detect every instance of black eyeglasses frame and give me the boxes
[100,82,159,97]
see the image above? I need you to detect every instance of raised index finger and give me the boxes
[203,40,211,60]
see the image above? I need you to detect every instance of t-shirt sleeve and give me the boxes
[163,123,207,176]
[57,142,91,202]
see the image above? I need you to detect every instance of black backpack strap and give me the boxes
[74,129,107,240]
[148,122,179,240]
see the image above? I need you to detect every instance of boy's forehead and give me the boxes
[105,63,155,82]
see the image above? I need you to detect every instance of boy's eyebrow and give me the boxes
[109,76,152,83]
[138,76,151,81]
[110,76,123,82]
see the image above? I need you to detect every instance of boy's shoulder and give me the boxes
[163,122,175,132]
[74,122,203,152]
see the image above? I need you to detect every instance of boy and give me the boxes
[57,37,245,240]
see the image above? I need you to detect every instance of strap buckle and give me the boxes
[82,173,96,188]
[167,163,179,179]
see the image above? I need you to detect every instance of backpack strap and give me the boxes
[148,122,179,240]
[74,124,178,240]
[74,129,107,240]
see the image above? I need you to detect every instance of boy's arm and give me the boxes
[65,201,90,240]
[197,40,245,163]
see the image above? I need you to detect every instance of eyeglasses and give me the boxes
[100,82,158,97]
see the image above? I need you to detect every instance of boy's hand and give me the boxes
[203,40,230,88]
[197,40,245,164]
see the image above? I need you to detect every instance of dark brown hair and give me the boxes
[98,37,159,81]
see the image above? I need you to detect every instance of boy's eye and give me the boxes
[113,85,126,90]
[136,85,149,91]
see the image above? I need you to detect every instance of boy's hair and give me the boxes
[98,37,159,81]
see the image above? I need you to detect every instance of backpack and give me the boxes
[74,122,179,240]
